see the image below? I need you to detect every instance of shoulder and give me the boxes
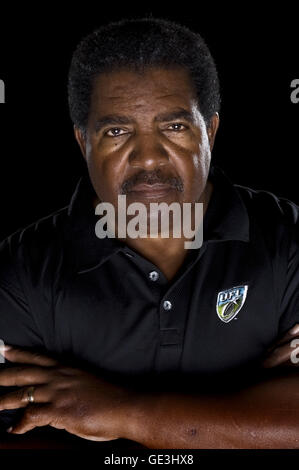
[232,184,299,282]
[0,205,69,275]
[234,183,299,231]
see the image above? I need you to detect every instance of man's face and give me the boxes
[75,67,218,214]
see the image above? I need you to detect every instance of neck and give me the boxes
[123,180,214,281]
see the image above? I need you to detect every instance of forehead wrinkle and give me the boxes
[105,93,178,101]
[100,84,189,101]
[105,96,124,100]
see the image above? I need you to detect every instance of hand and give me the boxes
[0,346,136,440]
[262,323,299,368]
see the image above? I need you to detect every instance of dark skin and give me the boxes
[0,326,298,447]
[76,67,218,281]
[0,67,298,447]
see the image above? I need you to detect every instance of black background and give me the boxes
[0,5,298,241]
[0,4,298,460]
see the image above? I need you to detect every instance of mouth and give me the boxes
[127,183,175,199]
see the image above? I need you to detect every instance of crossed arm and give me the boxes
[0,325,298,449]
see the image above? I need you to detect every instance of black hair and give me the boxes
[68,17,220,134]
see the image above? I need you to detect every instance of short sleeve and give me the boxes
[0,236,42,347]
[278,210,299,335]
[0,235,44,431]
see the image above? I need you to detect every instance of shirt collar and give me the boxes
[63,164,250,274]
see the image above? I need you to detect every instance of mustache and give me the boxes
[120,169,184,194]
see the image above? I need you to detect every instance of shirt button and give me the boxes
[149,270,159,281]
[163,300,172,311]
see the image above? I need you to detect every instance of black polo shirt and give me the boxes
[0,165,298,392]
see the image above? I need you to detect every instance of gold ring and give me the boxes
[26,386,35,404]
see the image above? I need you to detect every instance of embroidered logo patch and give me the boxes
[216,285,248,323]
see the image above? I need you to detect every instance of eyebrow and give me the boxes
[94,109,195,133]
[94,115,133,133]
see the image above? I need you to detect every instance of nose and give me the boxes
[128,133,169,170]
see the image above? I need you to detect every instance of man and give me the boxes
[0,18,298,448]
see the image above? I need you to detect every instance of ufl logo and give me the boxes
[216,285,248,323]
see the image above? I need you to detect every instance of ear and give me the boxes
[74,126,87,161]
[207,113,220,151]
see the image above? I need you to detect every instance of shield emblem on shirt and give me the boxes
[216,285,248,323]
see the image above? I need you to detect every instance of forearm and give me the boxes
[122,370,299,449]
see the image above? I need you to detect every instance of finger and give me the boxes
[262,341,299,368]
[7,404,62,434]
[0,346,59,367]
[0,385,52,411]
[0,365,54,386]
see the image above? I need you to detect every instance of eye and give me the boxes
[166,123,187,131]
[105,128,128,137]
